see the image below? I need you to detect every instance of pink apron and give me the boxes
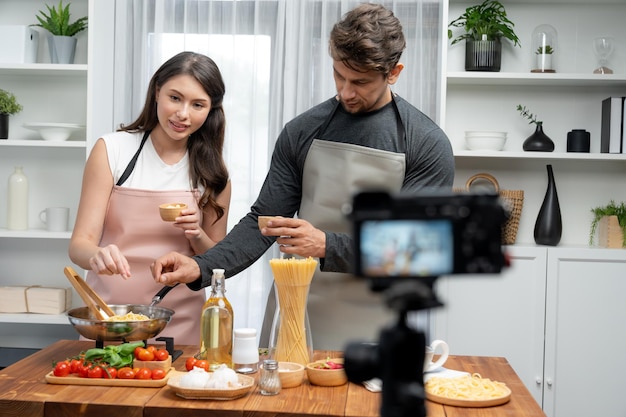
[85,135,205,346]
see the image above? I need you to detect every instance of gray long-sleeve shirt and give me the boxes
[188,95,454,290]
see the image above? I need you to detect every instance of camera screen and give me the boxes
[359,219,454,277]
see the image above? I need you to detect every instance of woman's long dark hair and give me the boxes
[121,52,229,221]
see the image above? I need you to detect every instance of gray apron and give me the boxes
[301,97,406,350]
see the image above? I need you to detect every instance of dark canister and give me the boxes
[566,129,590,152]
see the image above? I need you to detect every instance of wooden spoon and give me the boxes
[63,266,115,320]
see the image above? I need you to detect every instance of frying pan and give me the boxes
[66,284,179,342]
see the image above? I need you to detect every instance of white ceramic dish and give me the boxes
[23,123,84,141]
[464,131,507,151]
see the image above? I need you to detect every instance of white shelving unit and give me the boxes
[435,2,626,416]
[0,0,90,356]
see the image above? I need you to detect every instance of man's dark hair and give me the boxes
[329,3,406,76]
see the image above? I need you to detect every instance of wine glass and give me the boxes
[593,37,615,74]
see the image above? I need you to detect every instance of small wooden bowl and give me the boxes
[277,361,305,388]
[159,203,187,222]
[305,358,347,387]
[258,216,277,230]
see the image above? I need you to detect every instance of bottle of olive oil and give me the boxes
[199,268,234,370]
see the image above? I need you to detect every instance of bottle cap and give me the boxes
[263,359,278,370]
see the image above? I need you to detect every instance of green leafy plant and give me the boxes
[516,104,542,126]
[0,89,23,115]
[448,0,521,47]
[589,200,626,246]
[31,0,88,37]
[536,45,554,55]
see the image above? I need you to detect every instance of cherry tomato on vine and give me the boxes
[154,349,169,361]
[103,367,117,379]
[88,365,104,379]
[78,362,91,378]
[53,360,71,377]
[185,357,197,371]
[69,358,83,374]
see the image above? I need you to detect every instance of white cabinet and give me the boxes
[0,0,90,349]
[442,0,626,246]
[433,247,626,417]
[432,246,548,405]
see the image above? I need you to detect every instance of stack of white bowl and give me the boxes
[464,131,507,151]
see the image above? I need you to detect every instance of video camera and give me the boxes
[344,190,508,417]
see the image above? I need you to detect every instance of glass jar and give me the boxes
[531,24,558,73]
[259,359,281,395]
[199,268,234,370]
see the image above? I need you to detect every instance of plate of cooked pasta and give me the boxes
[424,373,511,407]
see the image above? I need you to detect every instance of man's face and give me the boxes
[332,60,402,114]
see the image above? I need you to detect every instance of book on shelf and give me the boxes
[600,96,624,154]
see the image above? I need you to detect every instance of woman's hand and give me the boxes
[172,206,204,240]
[88,244,132,279]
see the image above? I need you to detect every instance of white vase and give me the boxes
[535,53,553,72]
[7,166,29,230]
[48,35,77,64]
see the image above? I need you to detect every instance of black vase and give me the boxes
[523,124,554,152]
[465,39,502,72]
[534,164,562,246]
[0,113,8,139]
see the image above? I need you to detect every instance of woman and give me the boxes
[69,52,231,345]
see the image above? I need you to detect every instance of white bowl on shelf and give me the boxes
[23,123,84,141]
[464,131,507,151]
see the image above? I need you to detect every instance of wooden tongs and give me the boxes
[64,266,115,320]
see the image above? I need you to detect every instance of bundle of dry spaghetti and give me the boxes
[269,257,317,365]
[425,373,509,400]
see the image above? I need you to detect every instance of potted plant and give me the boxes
[516,104,554,152]
[589,200,626,247]
[531,24,558,73]
[31,0,88,64]
[0,89,23,139]
[448,0,521,72]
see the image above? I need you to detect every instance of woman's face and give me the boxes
[155,74,211,140]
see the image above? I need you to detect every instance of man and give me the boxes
[152,3,454,349]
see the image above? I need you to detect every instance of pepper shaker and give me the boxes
[259,359,281,395]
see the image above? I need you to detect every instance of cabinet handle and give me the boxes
[535,377,542,385]
[546,378,553,387]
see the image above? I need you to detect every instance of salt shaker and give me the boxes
[259,359,281,395]
[232,328,259,374]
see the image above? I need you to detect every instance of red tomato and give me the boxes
[53,361,71,377]
[78,362,91,378]
[185,357,198,371]
[154,349,169,361]
[194,360,209,372]
[136,348,155,362]
[135,368,152,380]
[151,369,166,380]
[146,346,157,355]
[117,367,135,379]
[87,365,104,378]
[134,346,144,359]
[69,358,82,374]
[103,367,117,379]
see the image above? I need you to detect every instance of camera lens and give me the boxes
[344,341,379,383]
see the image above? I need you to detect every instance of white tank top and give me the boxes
[101,131,191,190]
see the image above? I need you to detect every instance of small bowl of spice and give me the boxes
[305,357,347,387]
[159,203,187,222]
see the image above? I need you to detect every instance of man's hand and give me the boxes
[259,217,326,258]
[151,252,201,285]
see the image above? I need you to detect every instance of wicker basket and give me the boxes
[455,173,524,245]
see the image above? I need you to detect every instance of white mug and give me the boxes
[424,339,449,372]
[39,207,69,232]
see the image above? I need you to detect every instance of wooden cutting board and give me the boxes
[45,368,172,388]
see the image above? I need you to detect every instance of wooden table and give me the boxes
[0,340,545,417]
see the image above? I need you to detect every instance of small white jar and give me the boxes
[232,328,259,374]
